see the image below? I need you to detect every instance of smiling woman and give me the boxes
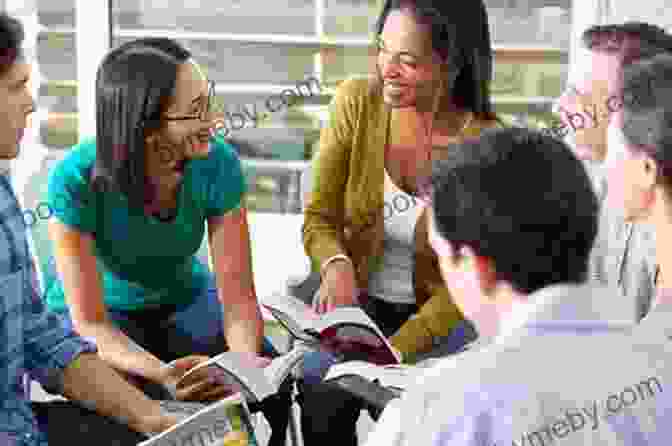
[151,75,324,161]
[39,37,292,446]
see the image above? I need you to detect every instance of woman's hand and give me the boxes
[138,409,182,438]
[315,259,359,314]
[157,355,229,402]
[159,354,272,402]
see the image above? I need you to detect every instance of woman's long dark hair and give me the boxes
[374,0,496,121]
[92,38,191,210]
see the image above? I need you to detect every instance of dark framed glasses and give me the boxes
[161,80,216,123]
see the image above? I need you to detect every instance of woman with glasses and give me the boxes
[298,0,501,444]
[42,38,290,445]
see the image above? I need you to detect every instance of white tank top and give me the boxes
[367,168,425,304]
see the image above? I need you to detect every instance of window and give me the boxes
[107,0,572,213]
[20,0,570,213]
[485,0,570,127]
[36,0,78,149]
[0,2,78,151]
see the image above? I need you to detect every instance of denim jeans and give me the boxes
[56,273,277,360]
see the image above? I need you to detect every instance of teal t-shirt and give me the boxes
[44,137,246,312]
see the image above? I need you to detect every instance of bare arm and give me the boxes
[48,220,167,385]
[60,353,176,435]
[208,206,263,353]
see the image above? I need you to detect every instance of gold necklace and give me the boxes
[414,111,474,195]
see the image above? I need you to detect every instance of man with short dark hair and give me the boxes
[554,22,672,321]
[365,127,672,445]
[0,13,179,445]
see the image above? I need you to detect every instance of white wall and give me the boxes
[607,0,672,32]
[567,0,611,84]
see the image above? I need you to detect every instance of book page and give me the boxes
[263,295,320,330]
[177,353,275,403]
[263,296,401,363]
[315,307,402,364]
[138,393,258,446]
[261,294,320,341]
[324,361,418,391]
[262,344,310,389]
[313,307,381,334]
[158,401,208,420]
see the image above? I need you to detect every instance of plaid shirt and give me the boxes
[0,173,96,446]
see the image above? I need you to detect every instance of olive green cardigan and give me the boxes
[302,77,500,358]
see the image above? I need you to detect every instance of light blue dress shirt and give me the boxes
[366,283,672,446]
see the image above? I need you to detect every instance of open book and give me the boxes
[324,360,421,392]
[174,345,309,403]
[262,294,402,365]
[138,393,258,446]
[321,360,439,414]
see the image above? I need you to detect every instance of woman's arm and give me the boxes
[207,206,263,354]
[302,79,361,272]
[60,353,177,435]
[48,220,168,384]
[389,288,464,361]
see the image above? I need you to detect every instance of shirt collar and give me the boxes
[639,292,672,337]
[492,287,553,346]
[492,283,634,346]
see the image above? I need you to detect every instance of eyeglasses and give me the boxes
[161,80,216,123]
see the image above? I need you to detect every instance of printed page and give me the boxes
[138,393,258,446]
[177,352,275,403]
[263,344,311,389]
[324,361,418,390]
[158,400,208,420]
[263,295,401,363]
[315,307,402,364]
[261,293,320,340]
[313,307,382,334]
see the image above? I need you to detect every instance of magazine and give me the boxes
[324,360,420,392]
[262,294,402,365]
[321,360,445,413]
[322,373,402,414]
[138,393,258,446]
[158,400,208,419]
[173,345,309,403]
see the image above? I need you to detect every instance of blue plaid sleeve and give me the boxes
[22,255,97,393]
[0,173,97,393]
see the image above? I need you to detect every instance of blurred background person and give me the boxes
[554,22,672,322]
[605,53,672,337]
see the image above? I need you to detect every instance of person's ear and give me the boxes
[630,152,659,194]
[642,155,659,188]
[460,246,497,296]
